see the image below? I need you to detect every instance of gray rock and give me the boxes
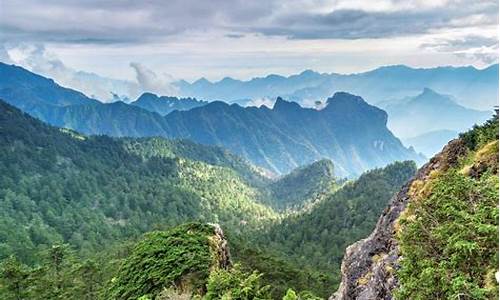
[331,139,467,300]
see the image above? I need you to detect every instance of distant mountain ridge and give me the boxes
[379,88,492,156]
[162,94,423,176]
[0,62,422,177]
[130,92,207,115]
[382,88,491,138]
[402,129,459,157]
[176,64,498,110]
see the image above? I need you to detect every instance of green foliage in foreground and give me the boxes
[0,223,292,300]
[107,223,217,299]
[0,244,104,300]
[460,114,499,151]
[230,241,330,299]
[396,117,499,300]
[204,265,272,300]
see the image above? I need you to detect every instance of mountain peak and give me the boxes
[326,92,366,106]
[299,69,319,77]
[136,92,159,102]
[420,87,438,96]
[193,77,211,86]
[413,88,456,106]
[272,97,302,111]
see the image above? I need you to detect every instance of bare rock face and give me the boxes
[331,139,467,300]
[210,223,232,270]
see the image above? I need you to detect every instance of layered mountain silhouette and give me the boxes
[130,92,207,115]
[0,62,422,176]
[162,94,423,176]
[378,88,492,156]
[176,64,498,110]
[402,129,459,158]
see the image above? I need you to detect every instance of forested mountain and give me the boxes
[267,159,337,210]
[130,92,207,115]
[333,116,499,299]
[0,63,422,177]
[0,98,415,299]
[252,161,417,291]
[163,94,422,176]
[0,99,276,264]
[176,64,499,110]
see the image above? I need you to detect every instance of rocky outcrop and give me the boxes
[331,139,468,300]
[209,223,232,270]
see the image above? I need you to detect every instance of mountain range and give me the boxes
[130,92,207,115]
[0,100,420,298]
[373,87,493,156]
[380,88,491,139]
[176,64,499,111]
[0,62,422,177]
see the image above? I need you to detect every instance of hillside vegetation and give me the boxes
[253,161,417,292]
[0,100,275,264]
[396,116,499,299]
[331,115,499,300]
[0,98,430,299]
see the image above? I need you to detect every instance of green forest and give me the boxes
[0,100,497,299]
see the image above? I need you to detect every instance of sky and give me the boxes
[0,0,498,100]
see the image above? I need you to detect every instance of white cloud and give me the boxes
[0,0,497,89]
[247,97,276,108]
[0,45,13,63]
[129,62,179,97]
[6,44,140,101]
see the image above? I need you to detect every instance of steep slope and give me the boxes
[0,99,276,264]
[0,62,99,108]
[177,64,498,110]
[253,161,417,297]
[267,159,337,210]
[381,88,491,139]
[163,94,423,177]
[130,92,208,116]
[332,116,498,299]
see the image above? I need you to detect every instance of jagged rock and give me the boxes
[210,223,232,270]
[331,139,468,300]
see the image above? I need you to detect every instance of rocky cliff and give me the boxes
[331,115,499,300]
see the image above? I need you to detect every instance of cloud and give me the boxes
[251,1,498,39]
[247,97,276,108]
[7,44,140,101]
[421,34,499,64]
[0,0,497,43]
[129,62,179,96]
[0,45,13,64]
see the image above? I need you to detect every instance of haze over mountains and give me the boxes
[376,87,492,156]
[130,92,207,116]
[0,62,422,177]
[176,64,499,111]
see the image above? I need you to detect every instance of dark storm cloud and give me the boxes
[0,0,498,43]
